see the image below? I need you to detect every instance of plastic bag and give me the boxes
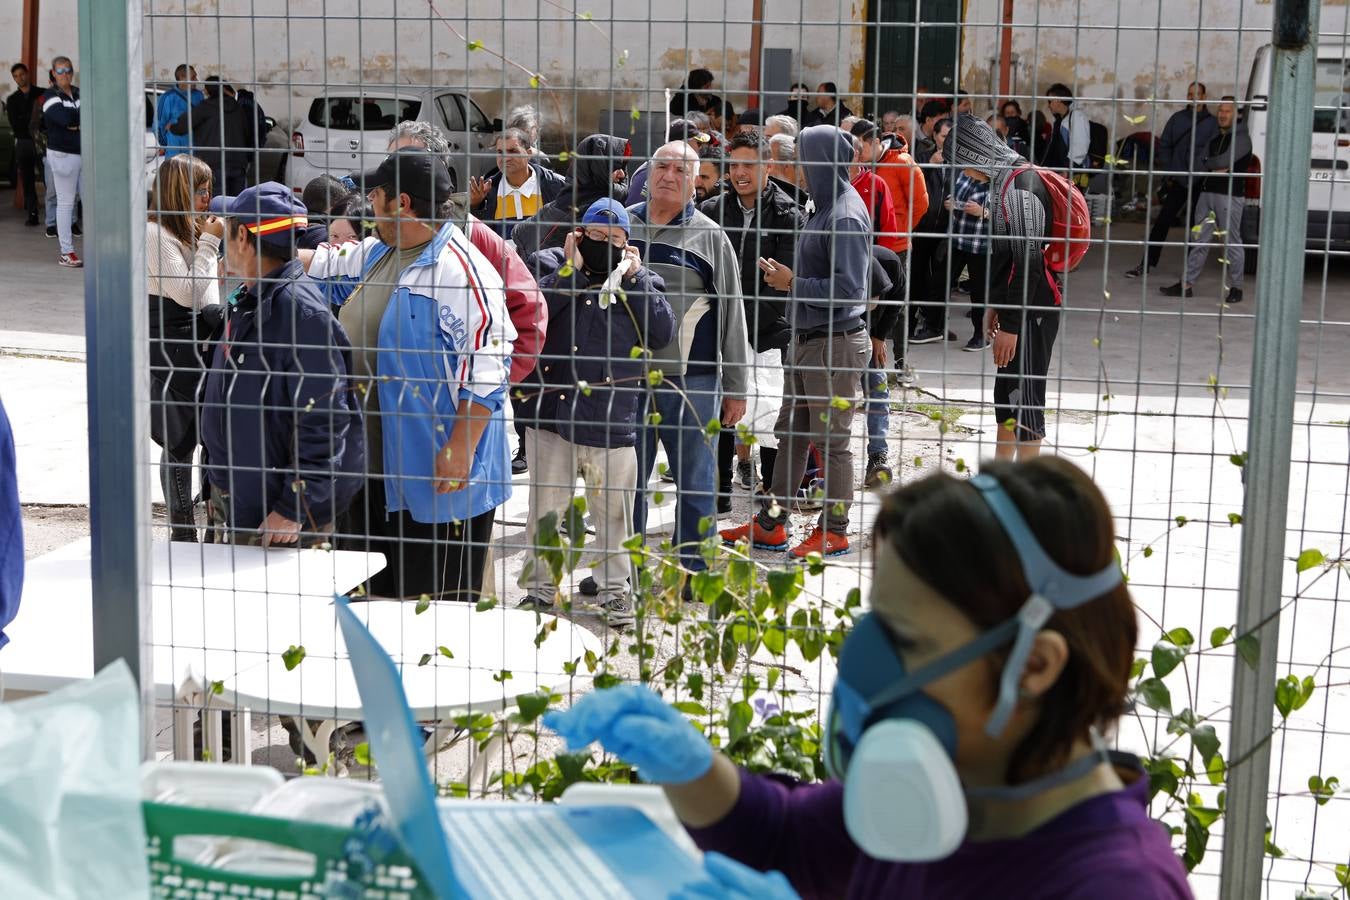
[0,661,150,898]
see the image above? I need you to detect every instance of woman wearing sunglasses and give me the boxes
[146,153,224,541]
[546,457,1194,899]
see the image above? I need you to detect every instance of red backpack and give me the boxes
[998,165,1091,287]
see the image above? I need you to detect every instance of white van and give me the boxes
[1245,43,1350,258]
[287,90,498,195]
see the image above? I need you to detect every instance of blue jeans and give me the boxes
[634,373,720,572]
[865,352,889,457]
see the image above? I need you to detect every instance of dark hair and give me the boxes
[51,56,72,71]
[302,174,348,216]
[850,119,879,141]
[11,62,28,75]
[687,68,715,90]
[698,143,725,163]
[818,82,839,98]
[873,457,1136,785]
[174,63,190,79]
[934,117,953,136]
[1189,81,1208,95]
[919,100,948,123]
[1220,94,1237,103]
[790,82,809,92]
[1047,83,1073,102]
[203,74,226,99]
[1001,99,1024,117]
[329,192,376,239]
[728,130,769,160]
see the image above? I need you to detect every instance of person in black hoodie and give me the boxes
[171,75,251,196]
[700,131,806,507]
[947,112,1060,460]
[670,68,716,118]
[511,133,630,263]
[517,199,675,626]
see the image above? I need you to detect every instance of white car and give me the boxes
[287,90,498,196]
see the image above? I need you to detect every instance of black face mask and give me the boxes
[579,236,621,275]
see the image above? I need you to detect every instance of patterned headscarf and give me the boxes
[947,112,1045,262]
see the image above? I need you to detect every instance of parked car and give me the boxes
[287,89,498,196]
[1244,42,1350,269]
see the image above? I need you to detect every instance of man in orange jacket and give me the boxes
[851,119,928,256]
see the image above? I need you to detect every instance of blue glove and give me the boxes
[542,684,714,784]
[671,852,801,899]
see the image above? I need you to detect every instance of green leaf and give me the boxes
[1164,628,1194,649]
[282,645,306,671]
[672,700,707,716]
[476,597,498,612]
[466,38,484,51]
[703,417,722,438]
[1227,512,1242,525]
[1296,548,1326,573]
[515,691,555,724]
[1229,451,1247,468]
[1129,657,1148,679]
[594,672,622,690]
[1309,774,1340,806]
[691,571,725,605]
[630,104,641,122]
[1337,864,1350,889]
[1206,753,1226,786]
[1136,677,1172,713]
[492,669,513,683]
[415,594,431,614]
[954,458,966,473]
[1274,673,1313,719]
[529,74,541,89]
[1190,724,1220,765]
[354,742,373,766]
[1236,634,1260,670]
[1142,546,1153,558]
[580,10,594,19]
[1152,639,1187,678]
[210,680,224,695]
[439,645,454,660]
[829,395,851,411]
[727,700,753,744]
[1175,515,1189,528]
[418,653,432,667]
[558,261,575,277]
[762,619,787,655]
[1209,626,1232,648]
[766,568,804,603]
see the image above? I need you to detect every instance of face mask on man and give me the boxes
[579,235,621,274]
[824,473,1123,863]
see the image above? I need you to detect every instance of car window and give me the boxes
[464,97,491,132]
[436,95,466,132]
[309,97,422,131]
[1312,59,1350,134]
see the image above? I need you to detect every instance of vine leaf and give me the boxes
[1236,634,1261,671]
[282,645,306,671]
[1136,677,1172,713]
[1295,548,1326,573]
[1274,674,1315,720]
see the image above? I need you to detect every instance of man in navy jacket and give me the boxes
[201,183,364,545]
[516,199,674,627]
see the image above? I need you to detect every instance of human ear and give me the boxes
[1017,630,1070,701]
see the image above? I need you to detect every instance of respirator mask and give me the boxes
[824,473,1124,863]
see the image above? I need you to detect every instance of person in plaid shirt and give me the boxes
[946,168,992,351]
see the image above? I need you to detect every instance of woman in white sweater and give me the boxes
[147,154,224,541]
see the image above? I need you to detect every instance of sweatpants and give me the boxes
[520,427,637,603]
[993,310,1060,442]
[48,149,82,255]
[761,328,870,534]
[1184,191,1245,290]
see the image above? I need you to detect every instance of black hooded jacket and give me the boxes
[511,134,630,264]
[171,91,251,175]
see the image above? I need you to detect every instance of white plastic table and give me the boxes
[1,538,386,758]
[221,600,604,774]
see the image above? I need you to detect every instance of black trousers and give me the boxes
[994,310,1060,442]
[339,477,496,603]
[1143,180,1195,269]
[906,236,946,335]
[951,249,989,335]
[15,138,38,218]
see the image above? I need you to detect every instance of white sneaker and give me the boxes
[59,252,83,268]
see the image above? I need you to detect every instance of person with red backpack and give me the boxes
[948,113,1090,460]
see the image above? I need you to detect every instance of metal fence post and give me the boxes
[79,0,152,758]
[1219,0,1321,895]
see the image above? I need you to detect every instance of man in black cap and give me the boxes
[201,182,364,546]
[301,148,516,603]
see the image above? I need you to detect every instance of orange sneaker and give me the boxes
[790,527,851,559]
[720,518,789,551]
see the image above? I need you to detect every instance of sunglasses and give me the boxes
[54,66,73,75]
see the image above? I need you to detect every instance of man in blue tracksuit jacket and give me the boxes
[156,63,204,159]
[201,183,364,545]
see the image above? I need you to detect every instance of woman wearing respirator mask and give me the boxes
[545,458,1194,899]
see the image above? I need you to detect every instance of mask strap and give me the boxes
[985,594,1054,737]
[864,618,1021,713]
[966,729,1116,802]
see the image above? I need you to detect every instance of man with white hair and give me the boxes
[764,114,799,140]
[767,133,807,208]
[625,141,751,589]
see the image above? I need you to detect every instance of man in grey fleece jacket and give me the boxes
[627,141,752,577]
[721,125,873,559]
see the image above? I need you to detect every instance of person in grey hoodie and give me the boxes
[720,124,872,559]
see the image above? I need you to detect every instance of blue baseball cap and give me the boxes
[580,198,631,235]
[208,182,310,248]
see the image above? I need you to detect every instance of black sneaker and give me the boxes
[736,459,755,489]
[963,335,987,352]
[25,214,39,227]
[1159,283,1193,298]
[516,594,555,612]
[1225,287,1243,304]
[511,446,528,474]
[717,495,733,515]
[863,453,893,490]
[71,221,82,237]
[45,225,57,238]
[910,326,943,345]
[1123,262,1151,279]
[578,575,600,596]
[660,468,677,483]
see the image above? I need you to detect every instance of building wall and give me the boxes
[0,0,867,134]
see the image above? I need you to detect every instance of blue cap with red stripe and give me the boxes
[209,182,310,248]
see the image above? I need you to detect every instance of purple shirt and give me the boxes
[687,767,1194,899]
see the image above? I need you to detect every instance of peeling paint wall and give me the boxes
[959,1,1350,130]
[0,0,866,135]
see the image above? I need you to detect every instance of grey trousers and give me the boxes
[1184,191,1245,290]
[520,427,638,602]
[765,328,871,534]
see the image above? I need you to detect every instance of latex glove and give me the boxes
[542,684,713,784]
[671,852,801,900]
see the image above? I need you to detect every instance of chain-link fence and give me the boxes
[4,0,1343,894]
